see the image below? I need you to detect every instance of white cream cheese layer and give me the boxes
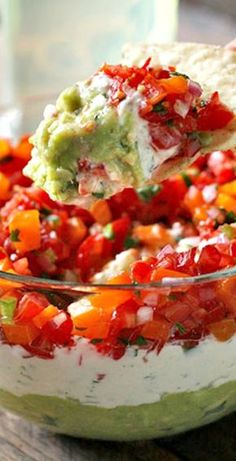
[0,335,236,408]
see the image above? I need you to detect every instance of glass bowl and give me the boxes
[0,99,236,441]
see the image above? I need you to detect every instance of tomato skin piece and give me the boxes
[131,260,152,283]
[197,245,221,274]
[42,311,73,345]
[197,92,234,130]
[77,234,113,280]
[15,292,49,323]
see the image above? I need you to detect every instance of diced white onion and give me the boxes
[137,306,153,325]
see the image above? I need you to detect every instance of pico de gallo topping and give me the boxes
[24,60,234,204]
[1,137,236,359]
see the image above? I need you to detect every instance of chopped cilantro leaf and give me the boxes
[152,102,168,115]
[10,229,21,242]
[170,71,189,79]
[135,335,148,346]
[124,236,139,250]
[90,338,103,345]
[168,293,178,301]
[166,119,174,127]
[137,184,161,202]
[46,215,61,227]
[103,223,115,240]
[181,172,192,188]
[40,207,51,216]
[92,191,105,199]
[175,322,186,335]
[225,211,236,224]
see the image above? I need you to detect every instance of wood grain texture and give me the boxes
[2,409,236,461]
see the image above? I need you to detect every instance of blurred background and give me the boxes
[0,0,235,106]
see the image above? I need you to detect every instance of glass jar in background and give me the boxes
[0,0,178,105]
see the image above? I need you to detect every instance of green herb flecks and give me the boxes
[137,184,161,202]
[175,322,186,335]
[181,172,192,188]
[40,207,52,216]
[152,102,168,115]
[225,211,236,224]
[90,338,103,345]
[92,191,105,199]
[166,119,174,127]
[135,335,148,346]
[103,223,115,240]
[170,71,189,79]
[124,236,139,250]
[168,293,178,302]
[10,229,21,242]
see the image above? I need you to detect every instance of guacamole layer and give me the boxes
[1,381,236,441]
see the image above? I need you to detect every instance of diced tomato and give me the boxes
[197,245,222,274]
[151,268,189,281]
[42,311,73,345]
[15,292,49,323]
[77,234,113,280]
[197,92,234,130]
[13,135,32,161]
[131,260,152,283]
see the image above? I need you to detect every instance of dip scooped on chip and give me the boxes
[24,43,236,206]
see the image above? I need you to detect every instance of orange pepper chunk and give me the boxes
[219,180,236,196]
[13,136,32,161]
[9,210,41,254]
[151,268,189,282]
[193,205,209,222]
[90,199,112,226]
[159,76,188,95]
[184,186,204,211]
[33,305,59,329]
[208,319,236,342]
[71,300,111,339]
[133,224,173,248]
[215,192,236,212]
[0,172,11,201]
[0,139,11,160]
[216,277,236,316]
[65,217,87,246]
[141,318,171,342]
[2,322,40,345]
[90,273,133,311]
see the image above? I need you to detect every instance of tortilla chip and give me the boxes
[122,42,236,154]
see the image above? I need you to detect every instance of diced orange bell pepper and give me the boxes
[141,318,171,342]
[13,136,32,161]
[193,205,209,222]
[184,186,204,212]
[151,268,189,282]
[0,172,11,201]
[219,180,236,196]
[2,322,40,345]
[215,193,236,212]
[0,139,11,160]
[9,210,41,254]
[216,277,236,316]
[65,217,87,246]
[208,319,236,342]
[90,273,133,311]
[133,224,173,249]
[33,305,60,329]
[71,300,111,339]
[159,76,188,95]
[90,199,112,226]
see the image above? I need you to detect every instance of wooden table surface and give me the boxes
[1,1,236,460]
[1,409,236,461]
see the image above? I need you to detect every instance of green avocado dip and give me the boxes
[1,381,236,440]
[24,73,146,205]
